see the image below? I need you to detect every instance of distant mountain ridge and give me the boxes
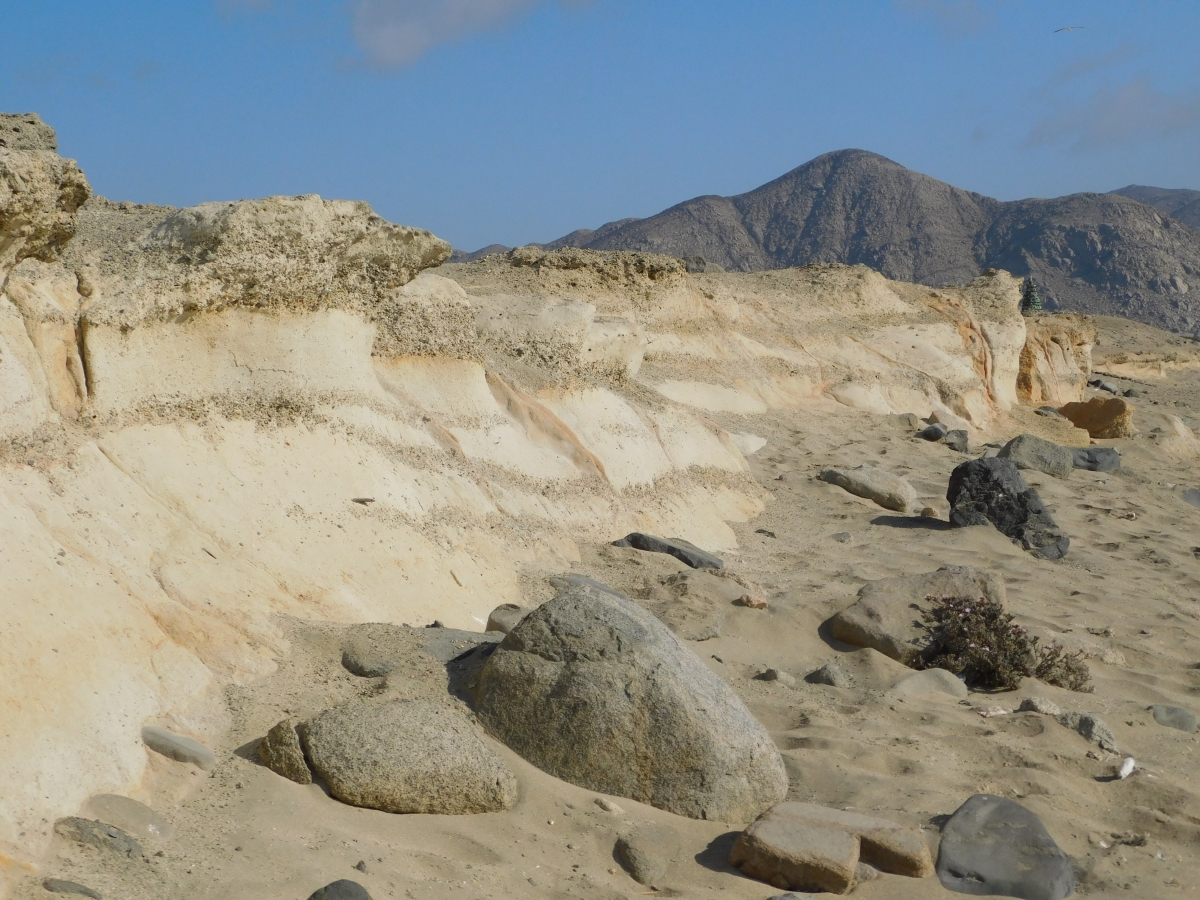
[451,150,1200,334]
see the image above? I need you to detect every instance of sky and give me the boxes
[4,1,1199,252]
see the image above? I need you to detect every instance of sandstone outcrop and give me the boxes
[473,586,788,822]
[1058,395,1135,438]
[1016,314,1095,405]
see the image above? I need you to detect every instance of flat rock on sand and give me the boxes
[947,457,1070,560]
[81,794,173,842]
[1151,704,1197,733]
[1071,446,1121,472]
[53,818,143,859]
[1058,396,1135,438]
[826,566,1005,664]
[140,726,216,770]
[997,433,1074,479]
[730,812,860,893]
[610,532,724,569]
[302,698,517,814]
[819,465,916,513]
[936,794,1075,900]
[474,586,787,822]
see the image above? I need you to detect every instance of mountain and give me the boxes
[452,151,1200,334]
[1110,185,1200,230]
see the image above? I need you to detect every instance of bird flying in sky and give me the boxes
[1054,26,1085,33]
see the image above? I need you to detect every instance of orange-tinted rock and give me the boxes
[1017,315,1095,406]
[1058,396,1135,438]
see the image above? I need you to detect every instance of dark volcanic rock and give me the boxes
[946,458,1070,560]
[53,818,143,858]
[42,879,101,898]
[936,794,1075,900]
[307,880,372,900]
[474,587,787,821]
[611,532,724,570]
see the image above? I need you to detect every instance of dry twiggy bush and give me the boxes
[917,594,1092,692]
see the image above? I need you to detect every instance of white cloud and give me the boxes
[349,0,549,67]
[1028,78,1200,150]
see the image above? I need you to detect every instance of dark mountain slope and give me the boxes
[1110,185,1200,230]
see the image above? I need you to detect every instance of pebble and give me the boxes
[805,663,850,689]
[737,593,769,609]
[595,797,624,814]
[831,532,852,543]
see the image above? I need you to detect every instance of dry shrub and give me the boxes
[917,594,1092,693]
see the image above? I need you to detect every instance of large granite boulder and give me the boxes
[474,587,787,822]
[826,566,1005,665]
[946,458,1069,560]
[302,698,517,815]
[936,794,1075,900]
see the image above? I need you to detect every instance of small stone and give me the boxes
[917,423,948,442]
[54,818,143,858]
[831,532,852,543]
[920,506,939,518]
[855,862,880,882]
[942,429,969,453]
[485,603,528,635]
[615,823,681,886]
[42,879,102,898]
[307,880,372,900]
[1150,704,1197,733]
[611,532,724,569]
[977,706,1010,718]
[820,465,917,513]
[757,668,796,687]
[1183,488,1200,509]
[1018,697,1062,717]
[805,663,850,689]
[936,795,1074,900]
[595,797,624,814]
[354,860,368,873]
[141,726,217,770]
[737,593,769,609]
[1057,711,1119,753]
[1123,388,1141,398]
[889,413,921,429]
[258,717,312,784]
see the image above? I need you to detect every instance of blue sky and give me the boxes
[4,1,1199,251]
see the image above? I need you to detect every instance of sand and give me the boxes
[11,314,1199,900]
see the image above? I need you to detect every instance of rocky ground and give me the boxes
[15,315,1200,900]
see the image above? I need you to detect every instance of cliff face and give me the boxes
[0,118,1092,889]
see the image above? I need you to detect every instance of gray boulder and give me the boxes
[302,698,517,814]
[1150,704,1197,733]
[819,465,917,513]
[943,429,969,453]
[1070,446,1120,472]
[307,881,372,900]
[258,716,312,784]
[474,587,787,822]
[615,823,681,886]
[936,794,1075,900]
[805,663,850,688]
[825,566,1005,665]
[140,726,216,770]
[611,533,724,569]
[997,434,1074,480]
[917,423,948,441]
[947,458,1070,560]
[1057,711,1118,753]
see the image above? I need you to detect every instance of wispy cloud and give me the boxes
[349,0,549,67]
[894,0,994,38]
[1039,42,1142,96]
[1028,78,1200,150]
